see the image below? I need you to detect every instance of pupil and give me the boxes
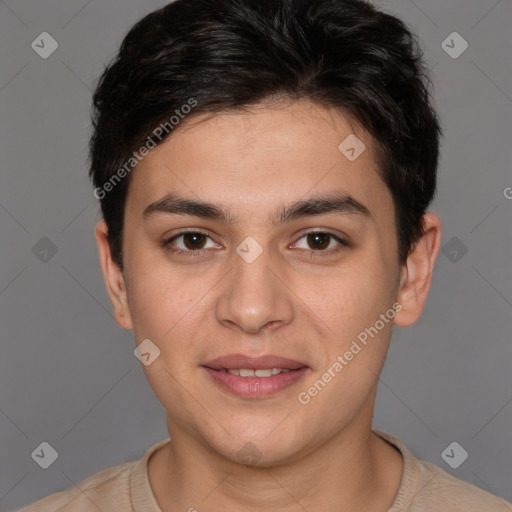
[184,233,205,250]
[308,233,329,250]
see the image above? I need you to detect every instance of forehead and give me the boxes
[126,99,392,222]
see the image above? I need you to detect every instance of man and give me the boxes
[19,0,512,510]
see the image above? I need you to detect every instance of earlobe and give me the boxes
[394,213,441,327]
[94,220,134,330]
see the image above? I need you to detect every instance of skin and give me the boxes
[95,98,441,511]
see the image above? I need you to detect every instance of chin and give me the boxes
[212,426,307,468]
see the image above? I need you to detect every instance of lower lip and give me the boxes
[202,367,308,398]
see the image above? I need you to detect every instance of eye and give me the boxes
[162,229,348,257]
[163,231,219,256]
[292,231,348,253]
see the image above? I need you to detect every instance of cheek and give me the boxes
[298,259,396,339]
[127,268,210,411]
[126,256,205,344]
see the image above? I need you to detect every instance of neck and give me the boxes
[148,397,403,512]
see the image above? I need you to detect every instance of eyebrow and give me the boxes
[142,192,371,225]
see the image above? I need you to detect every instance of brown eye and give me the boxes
[163,231,218,255]
[182,233,208,250]
[294,231,347,252]
[306,232,331,250]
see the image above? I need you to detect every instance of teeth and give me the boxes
[255,369,272,377]
[226,368,291,377]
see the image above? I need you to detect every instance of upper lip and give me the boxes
[202,354,308,370]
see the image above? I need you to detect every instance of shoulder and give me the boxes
[411,458,512,511]
[373,430,512,512]
[16,461,135,511]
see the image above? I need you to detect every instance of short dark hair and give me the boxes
[89,0,442,270]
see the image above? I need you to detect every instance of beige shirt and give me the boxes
[18,430,512,511]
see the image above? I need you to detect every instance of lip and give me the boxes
[203,366,309,398]
[201,353,309,399]
[202,353,307,370]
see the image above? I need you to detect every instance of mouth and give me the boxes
[202,354,309,398]
[211,368,296,377]
[203,353,307,371]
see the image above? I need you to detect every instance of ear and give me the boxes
[394,212,441,327]
[94,220,133,330]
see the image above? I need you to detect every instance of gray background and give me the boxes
[1,0,511,510]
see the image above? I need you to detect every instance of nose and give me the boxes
[215,244,294,335]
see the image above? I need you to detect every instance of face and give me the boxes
[96,98,440,466]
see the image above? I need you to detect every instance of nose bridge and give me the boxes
[215,236,293,333]
[235,242,275,296]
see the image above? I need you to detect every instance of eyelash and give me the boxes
[162,230,349,257]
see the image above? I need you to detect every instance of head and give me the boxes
[91,0,442,465]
